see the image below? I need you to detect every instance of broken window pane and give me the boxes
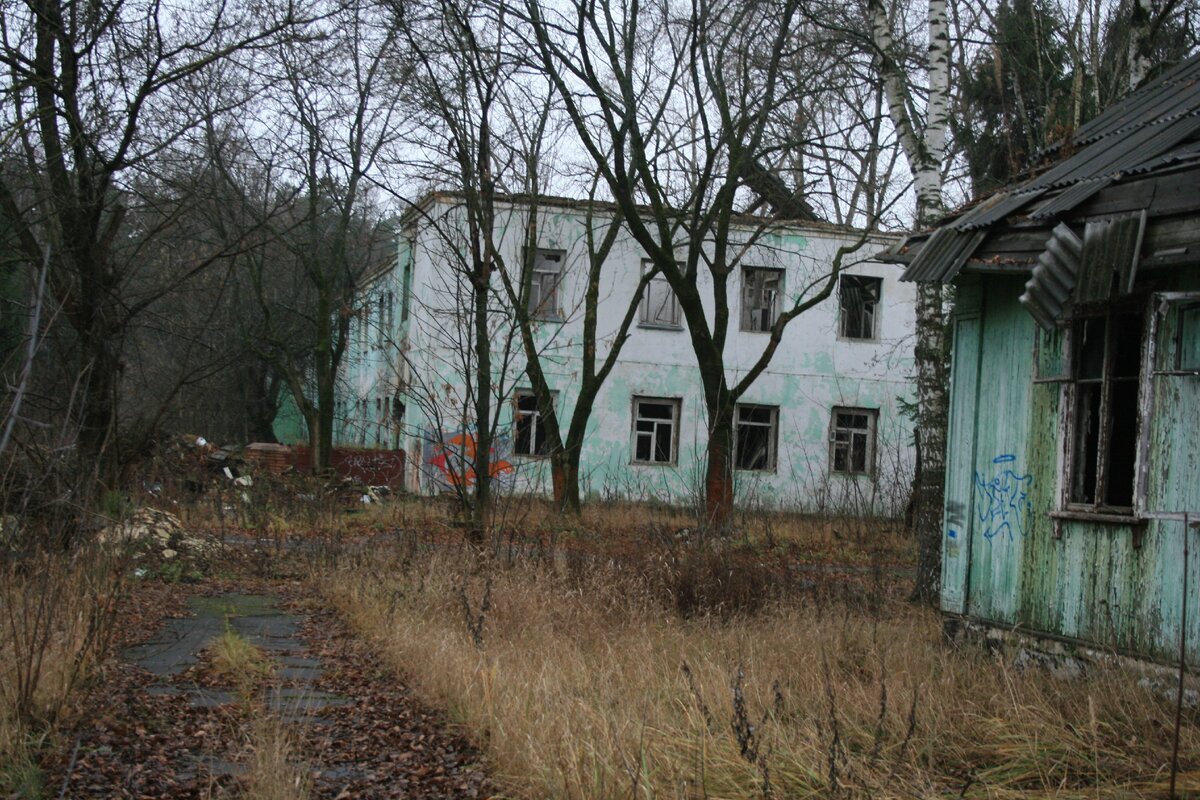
[830,408,876,476]
[514,391,553,456]
[529,250,564,319]
[632,398,679,464]
[1074,317,1107,379]
[640,266,681,328]
[741,268,783,332]
[735,404,777,471]
[839,275,882,340]
[1067,309,1143,510]
[1105,380,1139,506]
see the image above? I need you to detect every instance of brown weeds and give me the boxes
[318,542,1200,799]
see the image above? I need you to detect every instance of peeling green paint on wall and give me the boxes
[947,271,1200,664]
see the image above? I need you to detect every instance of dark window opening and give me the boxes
[839,275,882,340]
[1068,310,1143,509]
[830,408,876,475]
[514,391,552,457]
[735,404,777,471]
[1178,303,1200,370]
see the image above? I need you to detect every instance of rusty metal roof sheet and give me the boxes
[901,52,1200,282]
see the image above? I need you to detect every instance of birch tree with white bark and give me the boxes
[869,0,951,603]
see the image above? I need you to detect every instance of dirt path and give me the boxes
[47,586,497,799]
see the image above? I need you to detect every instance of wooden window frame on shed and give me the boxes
[1059,300,1146,517]
[1052,292,1200,535]
[1129,292,1200,520]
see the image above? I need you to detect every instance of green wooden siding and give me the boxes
[944,271,1200,664]
[942,279,982,614]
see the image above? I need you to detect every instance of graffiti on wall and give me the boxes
[332,449,405,487]
[422,430,515,492]
[973,454,1033,542]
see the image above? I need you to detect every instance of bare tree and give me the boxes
[523,0,870,526]
[393,0,524,533]
[205,0,403,472]
[0,0,307,484]
[416,44,663,516]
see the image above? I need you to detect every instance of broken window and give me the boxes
[1067,309,1143,509]
[640,263,681,328]
[830,407,876,475]
[632,397,680,464]
[514,390,553,457]
[528,249,565,320]
[839,275,882,340]
[741,267,783,332]
[735,404,778,471]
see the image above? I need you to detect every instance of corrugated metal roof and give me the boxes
[901,227,987,282]
[901,52,1200,282]
[1068,55,1200,147]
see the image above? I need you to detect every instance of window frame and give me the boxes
[638,261,682,330]
[734,403,779,472]
[1059,301,1146,516]
[829,406,878,477]
[838,274,883,341]
[630,396,681,466]
[527,248,566,321]
[513,389,555,458]
[740,266,784,333]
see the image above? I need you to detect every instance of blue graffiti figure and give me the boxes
[973,454,1034,542]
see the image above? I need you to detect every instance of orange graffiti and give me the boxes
[426,432,514,487]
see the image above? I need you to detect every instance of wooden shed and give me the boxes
[885,54,1200,665]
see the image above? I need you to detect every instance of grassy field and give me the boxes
[7,489,1199,799]
[317,533,1200,799]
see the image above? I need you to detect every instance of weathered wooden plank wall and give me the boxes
[944,270,1200,665]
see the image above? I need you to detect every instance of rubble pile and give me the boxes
[97,508,219,577]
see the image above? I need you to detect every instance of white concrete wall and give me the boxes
[340,195,917,513]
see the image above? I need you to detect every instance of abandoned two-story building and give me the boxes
[886,53,1200,665]
[295,192,918,511]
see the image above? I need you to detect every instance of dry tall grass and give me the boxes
[0,546,123,792]
[209,628,275,696]
[241,716,312,800]
[319,542,1200,799]
[327,493,916,567]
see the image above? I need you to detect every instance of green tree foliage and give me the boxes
[953,0,1076,195]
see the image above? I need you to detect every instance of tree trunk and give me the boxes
[551,450,582,516]
[910,281,948,603]
[469,275,491,543]
[78,335,121,488]
[704,404,736,529]
[871,0,951,606]
[1127,0,1154,91]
